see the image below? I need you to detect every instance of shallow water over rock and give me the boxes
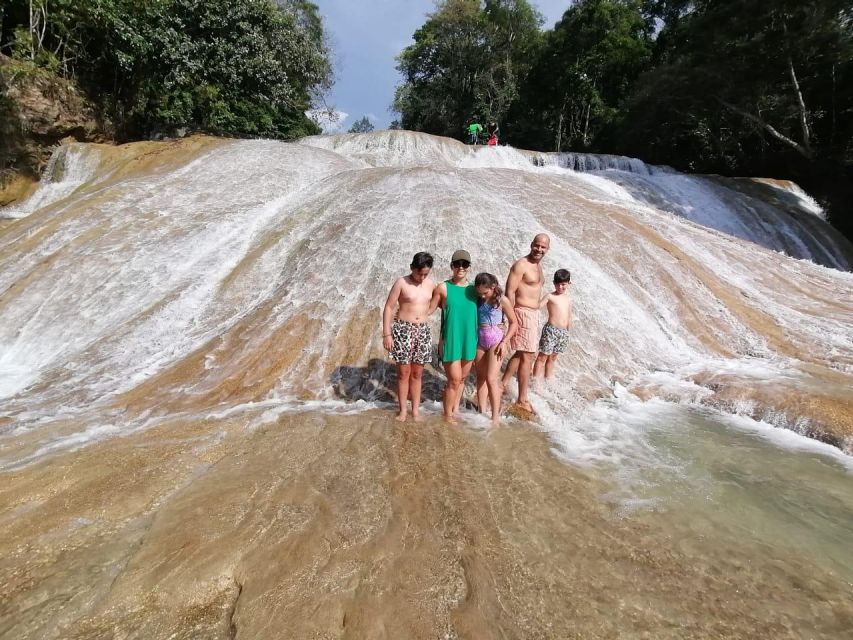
[1,409,851,639]
[1,131,852,636]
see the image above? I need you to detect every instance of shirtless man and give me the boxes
[501,234,550,412]
[383,252,436,421]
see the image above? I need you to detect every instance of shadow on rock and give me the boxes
[330,358,447,404]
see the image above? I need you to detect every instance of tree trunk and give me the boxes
[830,63,837,149]
[787,56,812,156]
[556,93,568,153]
[29,0,35,60]
[556,111,563,153]
[38,3,48,53]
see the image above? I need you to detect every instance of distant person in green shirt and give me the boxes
[429,249,478,423]
[467,121,483,144]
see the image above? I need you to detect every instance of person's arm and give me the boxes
[382,279,403,351]
[429,283,447,356]
[428,282,445,316]
[568,297,574,330]
[504,262,522,308]
[496,296,518,358]
[538,293,551,310]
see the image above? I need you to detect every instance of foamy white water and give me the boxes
[0,131,851,469]
[0,145,103,220]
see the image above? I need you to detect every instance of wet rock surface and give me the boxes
[2,411,850,639]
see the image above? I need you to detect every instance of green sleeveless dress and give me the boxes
[441,280,478,362]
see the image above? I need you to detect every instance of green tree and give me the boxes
[631,0,849,160]
[617,1,852,166]
[510,0,652,151]
[393,0,542,139]
[617,0,853,235]
[348,116,375,133]
[0,0,333,139]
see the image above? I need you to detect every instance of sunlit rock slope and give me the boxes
[1,131,852,467]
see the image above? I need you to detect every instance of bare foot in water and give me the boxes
[516,401,535,414]
[443,414,458,425]
[395,411,408,422]
[412,412,424,423]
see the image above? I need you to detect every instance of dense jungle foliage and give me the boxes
[0,0,331,139]
[395,0,853,237]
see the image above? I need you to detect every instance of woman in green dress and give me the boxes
[429,249,479,423]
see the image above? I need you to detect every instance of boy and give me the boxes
[534,269,573,379]
[382,252,436,421]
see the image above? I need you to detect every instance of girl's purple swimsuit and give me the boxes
[478,302,505,349]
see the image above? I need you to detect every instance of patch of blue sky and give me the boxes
[312,1,572,132]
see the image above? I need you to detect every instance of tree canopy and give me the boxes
[393,0,542,138]
[0,0,332,139]
[348,116,375,133]
[618,0,853,170]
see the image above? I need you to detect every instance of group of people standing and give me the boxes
[382,234,573,425]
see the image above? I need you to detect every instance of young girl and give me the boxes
[473,273,518,425]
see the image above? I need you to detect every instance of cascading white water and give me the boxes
[0,131,851,469]
[0,144,102,220]
[3,131,853,640]
[543,151,659,175]
[532,149,850,270]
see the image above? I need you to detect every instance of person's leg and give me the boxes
[396,363,412,421]
[501,351,520,390]
[486,349,503,424]
[453,359,475,415]
[516,351,536,410]
[443,360,462,422]
[409,363,425,421]
[533,352,548,378]
[545,354,558,379]
[475,347,488,413]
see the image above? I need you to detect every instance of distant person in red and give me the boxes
[487,121,499,145]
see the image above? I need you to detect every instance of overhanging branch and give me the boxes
[718,98,813,159]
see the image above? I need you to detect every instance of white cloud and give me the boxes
[305,108,350,134]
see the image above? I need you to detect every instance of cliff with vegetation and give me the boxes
[0,0,332,204]
[0,54,103,204]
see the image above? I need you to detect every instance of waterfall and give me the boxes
[0,144,102,220]
[538,151,659,175]
[0,131,851,467]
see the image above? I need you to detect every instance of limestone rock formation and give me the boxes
[0,54,105,205]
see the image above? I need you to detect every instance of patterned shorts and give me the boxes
[538,322,569,355]
[391,320,432,365]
